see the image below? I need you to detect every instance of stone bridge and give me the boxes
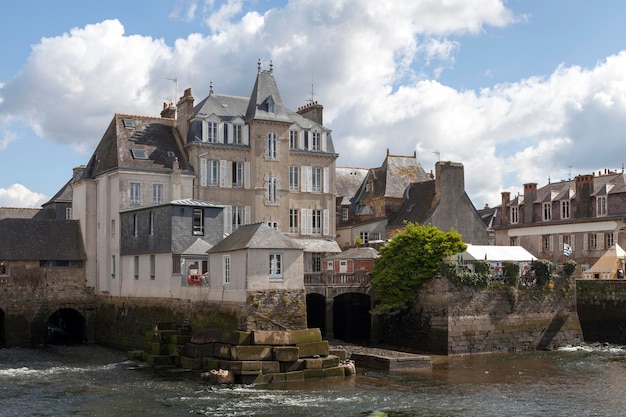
[304,273,375,343]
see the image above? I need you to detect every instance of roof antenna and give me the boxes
[257,58,262,73]
[306,83,316,104]
[433,150,440,162]
[209,81,213,95]
[166,77,178,102]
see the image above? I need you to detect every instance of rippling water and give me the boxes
[1,344,626,416]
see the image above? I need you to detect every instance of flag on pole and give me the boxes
[564,243,572,257]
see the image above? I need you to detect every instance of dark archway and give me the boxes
[46,308,87,345]
[306,293,326,337]
[0,309,5,347]
[333,292,371,343]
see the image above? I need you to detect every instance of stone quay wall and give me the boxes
[378,275,583,354]
[576,280,626,344]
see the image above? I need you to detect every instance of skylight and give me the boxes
[123,119,135,128]
[131,149,149,160]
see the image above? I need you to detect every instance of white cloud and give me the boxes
[0,184,47,208]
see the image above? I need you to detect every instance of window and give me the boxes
[289,130,298,149]
[510,206,519,224]
[39,260,83,268]
[111,255,115,278]
[172,255,181,274]
[150,255,155,280]
[606,233,615,249]
[561,200,570,219]
[232,162,244,188]
[589,234,599,250]
[542,202,552,221]
[289,166,299,191]
[563,235,573,253]
[130,183,140,205]
[289,209,298,233]
[371,232,381,241]
[360,232,369,244]
[207,160,219,186]
[312,132,321,151]
[193,208,204,235]
[149,211,155,235]
[153,184,163,205]
[269,253,283,280]
[510,237,519,246]
[134,256,139,280]
[232,124,243,144]
[0,260,9,276]
[268,177,278,203]
[232,206,243,231]
[267,132,277,159]
[133,214,138,237]
[312,167,322,192]
[597,196,607,216]
[65,207,72,220]
[205,121,218,143]
[312,209,322,234]
[312,253,321,272]
[267,221,278,230]
[342,208,349,221]
[131,149,148,159]
[223,255,230,284]
[542,235,552,252]
[123,119,135,128]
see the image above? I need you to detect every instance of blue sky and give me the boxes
[2,1,626,209]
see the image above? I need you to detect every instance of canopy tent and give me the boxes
[456,244,535,262]
[583,244,625,280]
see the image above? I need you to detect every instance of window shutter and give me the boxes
[598,233,605,250]
[323,167,329,193]
[303,166,312,192]
[219,160,227,188]
[583,234,588,251]
[224,205,232,235]
[243,125,249,145]
[321,132,327,152]
[244,206,251,224]
[226,123,233,144]
[558,235,564,252]
[299,130,304,149]
[202,121,208,142]
[571,236,575,251]
[323,209,329,236]
[218,122,224,143]
[538,236,543,252]
[224,161,233,188]
[549,235,554,252]
[200,158,207,186]
[244,162,250,189]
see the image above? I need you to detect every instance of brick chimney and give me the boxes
[176,88,194,143]
[575,174,594,218]
[160,102,176,119]
[501,191,510,224]
[297,101,323,125]
[523,183,537,224]
[435,161,465,203]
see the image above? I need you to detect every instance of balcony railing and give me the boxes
[304,272,372,286]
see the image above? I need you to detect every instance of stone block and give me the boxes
[220,330,252,346]
[324,366,346,378]
[261,361,280,374]
[202,358,221,371]
[237,374,265,384]
[184,343,201,358]
[230,345,272,361]
[289,328,322,344]
[252,330,290,345]
[145,354,171,367]
[280,359,304,372]
[226,361,263,373]
[328,348,347,361]
[154,329,178,343]
[167,343,183,356]
[265,373,286,383]
[127,350,143,361]
[303,368,325,379]
[321,355,340,368]
[179,356,201,370]
[303,358,323,369]
[297,340,329,358]
[171,335,192,345]
[284,370,304,381]
[192,328,222,344]
[148,341,167,355]
[213,343,232,359]
[272,346,299,362]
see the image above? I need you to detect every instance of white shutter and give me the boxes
[549,235,554,252]
[571,236,575,251]
[219,160,227,188]
[299,130,304,149]
[200,158,207,186]
[243,125,249,145]
[244,206,251,224]
[300,166,307,192]
[538,236,543,252]
[583,234,588,251]
[559,235,564,252]
[244,162,250,189]
[226,123,233,144]
[321,132,327,152]
[302,166,312,192]
[218,122,224,143]
[323,209,329,236]
[202,121,208,142]
[224,161,233,188]
[598,233,605,250]
[323,167,329,193]
[224,205,232,235]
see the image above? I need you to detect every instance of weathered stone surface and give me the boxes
[280,359,304,372]
[296,340,329,358]
[323,366,346,378]
[230,345,272,361]
[128,350,143,360]
[148,341,167,355]
[252,330,290,345]
[283,370,304,381]
[261,361,280,374]
[202,358,221,371]
[264,373,286,383]
[303,358,323,369]
[213,343,232,359]
[185,343,214,358]
[220,330,252,346]
[328,348,347,361]
[272,346,299,362]
[321,355,340,368]
[171,335,192,345]
[179,356,202,370]
[303,368,325,379]
[289,328,322,344]
[226,361,263,373]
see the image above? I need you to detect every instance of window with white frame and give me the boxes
[342,208,349,221]
[269,253,283,280]
[268,176,278,203]
[606,233,615,249]
[312,167,322,192]
[111,255,115,278]
[232,206,243,231]
[312,253,321,272]
[289,166,299,191]
[223,255,230,284]
[312,132,321,151]
[153,184,163,205]
[360,232,369,244]
[267,221,278,229]
[510,206,519,224]
[289,209,298,233]
[149,211,155,235]
[133,214,138,237]
[207,160,219,186]
[130,183,140,205]
[563,234,573,252]
[289,130,298,149]
[232,124,243,144]
[510,237,518,246]
[193,208,204,235]
[312,209,322,234]
[597,196,607,216]
[561,200,570,219]
[65,207,72,220]
[204,121,218,143]
[232,161,244,188]
[542,235,552,252]
[267,132,277,159]
[589,233,599,250]
[542,202,552,221]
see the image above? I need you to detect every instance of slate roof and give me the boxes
[323,247,378,261]
[182,238,213,255]
[0,207,49,220]
[208,223,302,253]
[380,154,431,198]
[387,180,438,227]
[336,167,368,206]
[82,114,192,179]
[0,219,86,260]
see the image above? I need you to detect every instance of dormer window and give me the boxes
[561,200,570,219]
[510,206,519,224]
[597,196,607,216]
[131,149,148,159]
[266,96,275,113]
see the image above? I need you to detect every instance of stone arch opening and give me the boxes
[306,293,326,337]
[46,308,87,345]
[0,309,5,347]
[332,292,371,343]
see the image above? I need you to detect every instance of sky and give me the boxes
[2,0,626,210]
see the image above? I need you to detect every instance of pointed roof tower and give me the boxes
[245,59,292,123]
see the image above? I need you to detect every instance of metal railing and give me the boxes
[304,272,372,286]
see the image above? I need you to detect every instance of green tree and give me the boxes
[371,222,466,315]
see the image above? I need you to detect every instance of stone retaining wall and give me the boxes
[576,280,626,344]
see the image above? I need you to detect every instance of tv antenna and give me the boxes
[166,77,178,103]
[433,150,441,161]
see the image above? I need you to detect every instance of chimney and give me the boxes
[435,161,465,203]
[297,101,323,125]
[160,102,176,119]
[501,191,510,224]
[523,183,537,224]
[575,174,594,218]
[176,88,194,143]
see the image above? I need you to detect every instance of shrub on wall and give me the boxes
[502,261,520,287]
[442,261,490,289]
[531,259,553,287]
[563,260,577,277]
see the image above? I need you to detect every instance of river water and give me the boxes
[1,344,626,416]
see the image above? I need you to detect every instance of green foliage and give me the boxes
[563,260,577,277]
[531,259,553,287]
[443,260,490,288]
[502,261,520,287]
[372,222,466,315]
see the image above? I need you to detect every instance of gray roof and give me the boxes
[245,70,292,123]
[0,207,49,220]
[182,238,213,255]
[324,247,378,261]
[335,167,368,205]
[209,223,302,253]
[293,238,342,253]
[387,180,438,227]
[82,114,192,179]
[0,219,86,260]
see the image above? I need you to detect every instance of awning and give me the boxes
[458,244,535,262]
